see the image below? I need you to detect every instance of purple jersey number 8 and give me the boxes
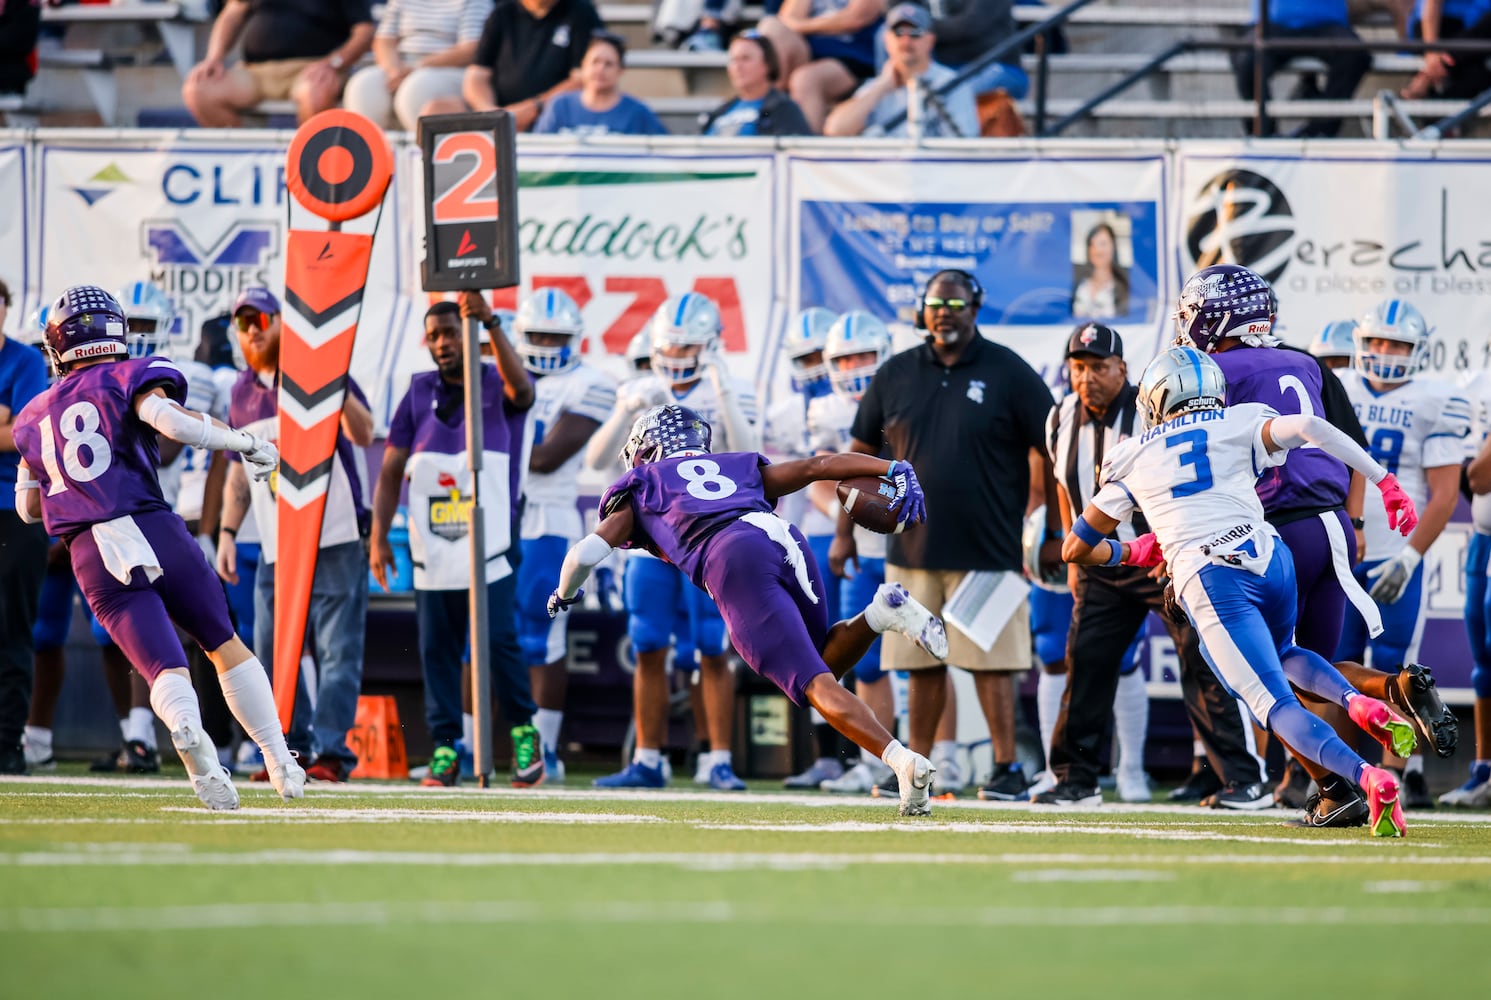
[676,459,738,501]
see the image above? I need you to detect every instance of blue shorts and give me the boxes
[624,555,727,663]
[805,534,845,623]
[1029,585,1074,667]
[516,535,571,666]
[843,556,885,682]
[1335,556,1425,671]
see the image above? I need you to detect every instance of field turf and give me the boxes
[3,771,1488,998]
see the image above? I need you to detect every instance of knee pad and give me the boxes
[628,606,675,656]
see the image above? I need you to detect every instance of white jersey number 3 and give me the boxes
[37,402,113,495]
[677,459,738,501]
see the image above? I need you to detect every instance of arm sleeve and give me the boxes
[1268,413,1389,483]
[137,393,258,453]
[556,532,615,600]
[14,464,40,524]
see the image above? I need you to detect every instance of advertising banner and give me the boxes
[0,144,29,324]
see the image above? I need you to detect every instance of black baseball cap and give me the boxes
[1066,322,1123,359]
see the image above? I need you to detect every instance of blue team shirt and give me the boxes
[706,98,764,137]
[1252,0,1350,27]
[533,93,668,136]
[0,337,50,490]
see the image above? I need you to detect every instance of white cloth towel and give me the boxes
[92,515,163,586]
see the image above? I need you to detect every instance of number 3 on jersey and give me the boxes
[1166,428,1213,498]
[676,459,737,500]
[37,401,113,495]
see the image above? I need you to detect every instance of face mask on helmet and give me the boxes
[115,281,174,359]
[1171,264,1274,353]
[783,307,835,395]
[515,289,584,373]
[824,311,892,401]
[650,293,722,387]
[1354,299,1429,385]
[620,404,714,467]
[45,285,129,376]
[1137,346,1227,429]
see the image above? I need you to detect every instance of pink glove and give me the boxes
[1377,474,1419,536]
[1124,532,1163,568]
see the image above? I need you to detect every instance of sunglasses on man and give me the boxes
[891,24,926,37]
[923,297,969,311]
[234,310,271,332]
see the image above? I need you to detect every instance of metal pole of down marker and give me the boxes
[463,313,492,786]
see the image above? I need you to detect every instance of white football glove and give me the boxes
[1366,547,1422,604]
[243,435,279,482]
[619,380,668,413]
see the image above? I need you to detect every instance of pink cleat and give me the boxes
[1361,766,1407,838]
[1348,696,1417,758]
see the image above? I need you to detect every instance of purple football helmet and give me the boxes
[44,284,128,374]
[1172,264,1275,353]
[621,404,713,468]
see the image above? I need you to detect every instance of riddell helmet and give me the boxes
[650,292,722,386]
[1172,264,1275,353]
[115,281,174,358]
[782,307,836,394]
[1309,320,1357,362]
[1354,298,1430,384]
[1137,346,1227,429]
[824,311,892,401]
[621,404,713,468]
[44,285,128,374]
[625,330,652,372]
[515,288,585,374]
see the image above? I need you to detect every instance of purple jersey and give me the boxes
[13,357,187,538]
[600,451,774,584]
[1212,346,1348,513]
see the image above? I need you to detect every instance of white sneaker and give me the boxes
[269,759,306,801]
[693,755,712,785]
[1027,769,1057,797]
[190,765,241,810]
[1117,768,1152,803]
[931,754,965,796]
[871,583,949,660]
[1438,762,1491,807]
[894,752,936,817]
[821,761,881,793]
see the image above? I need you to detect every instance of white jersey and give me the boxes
[807,391,885,559]
[1341,371,1470,559]
[767,392,837,538]
[1094,403,1287,595]
[1460,368,1491,534]
[633,371,761,452]
[160,358,228,521]
[521,363,616,541]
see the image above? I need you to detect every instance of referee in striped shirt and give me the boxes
[1036,324,1269,808]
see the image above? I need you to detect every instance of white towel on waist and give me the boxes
[740,511,818,604]
[91,515,163,586]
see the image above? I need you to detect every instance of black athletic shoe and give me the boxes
[0,743,26,775]
[90,745,124,772]
[1203,782,1275,810]
[1032,781,1102,807]
[1274,759,1313,810]
[1401,768,1434,809]
[870,773,900,799]
[1284,789,1369,828]
[977,762,1031,802]
[1389,663,1458,759]
[121,739,160,774]
[1168,757,1223,802]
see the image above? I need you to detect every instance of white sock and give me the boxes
[462,713,474,747]
[1113,669,1149,776]
[23,726,51,755]
[711,749,731,769]
[149,672,217,777]
[880,738,913,772]
[1036,670,1067,770]
[635,747,662,769]
[1193,738,1206,758]
[1403,754,1424,775]
[127,706,157,749]
[118,718,130,742]
[932,739,958,764]
[218,658,293,769]
[534,708,563,755]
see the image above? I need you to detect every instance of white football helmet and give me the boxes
[1309,320,1356,362]
[1023,505,1068,593]
[1136,346,1226,429]
[1354,299,1429,384]
[824,311,892,401]
[515,288,585,374]
[782,307,836,392]
[650,292,722,387]
[115,280,174,358]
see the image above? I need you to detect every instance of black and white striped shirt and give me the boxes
[376,0,493,56]
[1045,382,1143,544]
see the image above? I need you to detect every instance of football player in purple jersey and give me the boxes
[548,403,951,815]
[11,285,304,810]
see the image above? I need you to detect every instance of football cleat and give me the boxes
[122,738,161,774]
[542,747,566,785]
[1032,781,1103,807]
[932,753,966,798]
[1401,768,1434,810]
[977,762,1032,802]
[870,583,949,660]
[1273,758,1313,810]
[1284,789,1369,828]
[1168,756,1223,801]
[1438,761,1491,808]
[422,746,461,788]
[593,760,668,789]
[189,765,240,811]
[1361,766,1407,837]
[1203,782,1275,810]
[268,758,307,801]
[1116,768,1152,803]
[784,758,843,789]
[1387,663,1457,759]
[822,761,884,794]
[1347,696,1417,758]
[892,751,935,817]
[707,762,748,791]
[510,725,545,788]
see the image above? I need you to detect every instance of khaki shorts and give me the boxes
[244,58,320,102]
[882,565,1030,672]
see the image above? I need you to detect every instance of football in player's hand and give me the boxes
[837,475,908,535]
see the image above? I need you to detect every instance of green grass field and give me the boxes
[3,772,1489,999]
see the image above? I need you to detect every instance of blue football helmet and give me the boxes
[115,281,174,358]
[782,307,836,394]
[515,288,585,374]
[44,285,128,374]
[1309,320,1357,362]
[650,292,722,387]
[621,404,713,468]
[1137,346,1227,428]
[824,311,892,401]
[1354,299,1430,384]
[1172,264,1275,353]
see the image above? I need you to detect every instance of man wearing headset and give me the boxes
[841,269,1057,801]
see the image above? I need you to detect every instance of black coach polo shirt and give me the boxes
[851,333,1054,571]
[473,0,601,106]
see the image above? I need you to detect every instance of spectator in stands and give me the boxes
[342,0,493,132]
[824,4,977,137]
[1070,222,1129,321]
[0,276,50,774]
[534,32,668,135]
[757,0,886,132]
[211,288,373,783]
[427,0,602,132]
[1402,0,1491,99]
[927,0,1029,136]
[700,30,815,135]
[0,0,42,98]
[182,0,375,127]
[1232,0,1371,138]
